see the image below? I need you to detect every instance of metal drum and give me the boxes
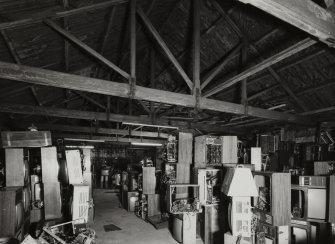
[172,214,183,243]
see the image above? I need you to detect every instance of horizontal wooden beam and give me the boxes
[0,61,314,125]
[203,38,317,98]
[0,0,128,30]
[0,103,245,135]
[239,0,335,47]
[44,19,129,79]
[300,106,335,115]
[34,123,169,138]
[53,133,166,144]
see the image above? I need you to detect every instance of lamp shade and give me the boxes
[222,167,258,197]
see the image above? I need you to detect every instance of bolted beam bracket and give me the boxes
[129,77,136,99]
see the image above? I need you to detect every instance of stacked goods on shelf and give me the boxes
[194,135,238,168]
[167,184,201,214]
[167,184,200,244]
[82,149,94,225]
[291,175,335,243]
[193,168,222,206]
[253,172,291,244]
[164,135,177,163]
[4,148,30,240]
[136,166,160,218]
[194,136,222,168]
[167,132,199,244]
[64,150,93,225]
[194,135,238,244]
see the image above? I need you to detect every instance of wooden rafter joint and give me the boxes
[128,77,136,99]
[194,88,201,113]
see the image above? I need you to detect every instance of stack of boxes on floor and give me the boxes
[289,161,335,243]
[169,132,201,244]
[0,148,30,241]
[64,150,92,226]
[0,130,53,241]
[252,171,291,244]
[193,135,226,244]
[138,165,160,220]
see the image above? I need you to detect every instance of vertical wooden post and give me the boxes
[130,0,136,84]
[193,0,201,111]
[63,0,70,72]
[150,47,155,121]
[241,42,248,114]
[129,0,136,116]
[107,96,111,122]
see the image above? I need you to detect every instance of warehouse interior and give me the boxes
[0,0,335,243]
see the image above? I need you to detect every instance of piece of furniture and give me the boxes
[194,135,222,168]
[193,168,222,205]
[143,167,156,194]
[221,136,238,164]
[253,172,291,226]
[43,182,62,221]
[5,148,29,187]
[178,132,193,164]
[0,187,25,240]
[147,194,160,217]
[167,184,201,214]
[1,131,51,148]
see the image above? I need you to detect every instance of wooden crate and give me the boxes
[167,184,201,214]
[253,172,291,226]
[143,167,156,194]
[314,161,335,176]
[251,147,262,171]
[65,150,84,185]
[41,147,59,183]
[193,168,222,205]
[221,136,238,164]
[256,222,289,244]
[178,132,193,164]
[43,182,62,221]
[147,194,161,217]
[72,185,90,224]
[0,187,24,237]
[176,164,190,184]
[1,131,51,148]
[194,135,222,168]
[5,148,29,187]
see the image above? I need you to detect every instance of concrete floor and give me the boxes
[93,189,179,244]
